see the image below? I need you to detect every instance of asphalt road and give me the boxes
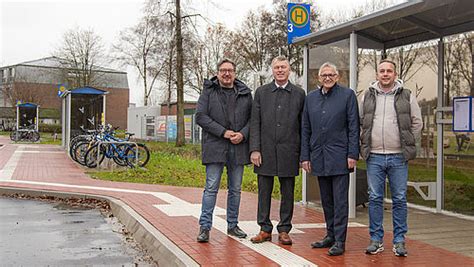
[0,197,153,266]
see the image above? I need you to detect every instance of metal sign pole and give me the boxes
[302,44,309,205]
[348,31,358,219]
[436,38,445,212]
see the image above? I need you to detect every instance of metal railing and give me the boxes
[96,140,139,169]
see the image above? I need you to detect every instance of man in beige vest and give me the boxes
[359,59,422,257]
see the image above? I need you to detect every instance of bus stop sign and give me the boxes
[287,3,311,44]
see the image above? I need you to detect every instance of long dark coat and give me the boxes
[249,81,305,177]
[300,84,360,176]
[196,77,252,165]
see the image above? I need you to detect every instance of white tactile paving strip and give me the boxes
[0,145,21,180]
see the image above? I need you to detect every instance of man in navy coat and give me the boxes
[300,62,360,256]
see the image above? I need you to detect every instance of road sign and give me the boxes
[57,84,67,97]
[287,3,311,44]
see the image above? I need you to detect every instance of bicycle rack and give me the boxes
[96,141,139,169]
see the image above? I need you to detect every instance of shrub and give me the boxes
[39,123,61,133]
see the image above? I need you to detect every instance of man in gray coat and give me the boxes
[196,59,253,243]
[249,56,305,245]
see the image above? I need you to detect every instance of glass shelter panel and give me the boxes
[18,106,37,129]
[305,39,354,204]
[70,94,104,137]
[308,39,350,91]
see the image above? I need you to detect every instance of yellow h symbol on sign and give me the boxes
[295,9,304,23]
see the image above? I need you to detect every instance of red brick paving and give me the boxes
[0,136,473,266]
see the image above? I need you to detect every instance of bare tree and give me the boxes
[389,44,425,83]
[113,6,166,106]
[4,73,46,106]
[185,24,234,95]
[54,27,106,88]
[175,0,185,147]
[232,9,274,86]
[426,35,472,105]
[454,32,473,95]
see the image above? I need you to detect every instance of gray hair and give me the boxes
[318,62,339,76]
[217,58,236,71]
[271,56,290,68]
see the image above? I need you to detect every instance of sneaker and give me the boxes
[366,240,384,254]
[392,242,408,257]
[227,226,247,238]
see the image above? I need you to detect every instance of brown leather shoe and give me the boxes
[250,231,272,243]
[278,232,292,245]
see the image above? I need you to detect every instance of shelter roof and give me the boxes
[70,87,108,95]
[17,102,39,108]
[294,0,474,49]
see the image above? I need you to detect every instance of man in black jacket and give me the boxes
[249,56,305,245]
[195,59,253,243]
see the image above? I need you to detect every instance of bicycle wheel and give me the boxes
[112,144,129,167]
[10,131,18,141]
[69,136,86,158]
[30,131,40,142]
[74,141,93,165]
[125,143,150,168]
[84,144,105,168]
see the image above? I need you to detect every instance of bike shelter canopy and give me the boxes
[61,86,108,149]
[16,102,39,131]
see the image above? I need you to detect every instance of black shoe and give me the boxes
[328,242,345,256]
[197,227,210,243]
[311,236,335,248]
[227,226,247,238]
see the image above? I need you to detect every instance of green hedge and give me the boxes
[39,123,61,133]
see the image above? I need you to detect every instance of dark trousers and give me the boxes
[318,174,350,243]
[257,175,295,233]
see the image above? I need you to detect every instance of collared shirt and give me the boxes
[273,81,290,92]
[320,85,334,95]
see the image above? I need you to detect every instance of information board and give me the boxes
[453,96,473,132]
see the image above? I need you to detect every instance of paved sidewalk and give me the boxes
[0,136,473,266]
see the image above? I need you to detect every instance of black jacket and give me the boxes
[196,77,252,165]
[249,81,305,177]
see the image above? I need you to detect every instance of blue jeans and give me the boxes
[367,153,408,244]
[199,145,244,230]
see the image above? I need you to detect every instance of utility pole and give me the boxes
[175,0,185,146]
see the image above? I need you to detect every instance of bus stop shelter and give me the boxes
[294,0,474,217]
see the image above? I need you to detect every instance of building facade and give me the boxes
[0,57,129,129]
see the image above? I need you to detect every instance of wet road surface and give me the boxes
[0,197,153,266]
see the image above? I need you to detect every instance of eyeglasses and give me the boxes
[320,73,337,79]
[218,69,235,74]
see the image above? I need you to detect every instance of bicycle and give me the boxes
[10,126,40,142]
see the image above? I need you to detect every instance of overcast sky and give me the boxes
[0,0,403,105]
